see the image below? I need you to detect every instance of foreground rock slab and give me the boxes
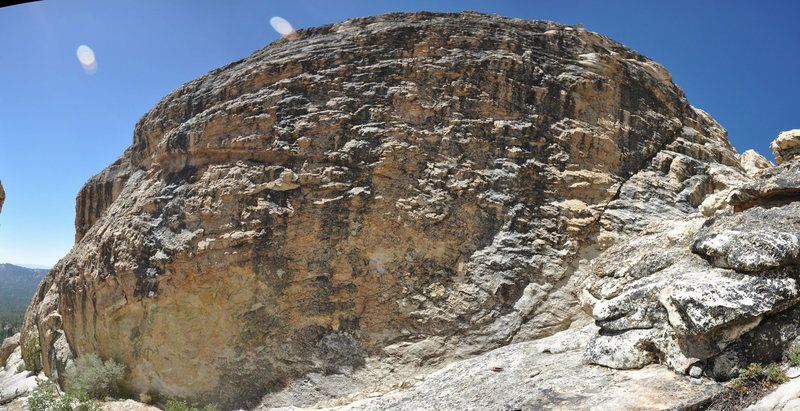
[746,376,800,411]
[319,322,723,411]
[99,400,161,411]
[0,347,37,406]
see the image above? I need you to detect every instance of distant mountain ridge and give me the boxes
[15,264,52,270]
[0,263,46,317]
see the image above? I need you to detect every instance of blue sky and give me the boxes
[1,0,799,267]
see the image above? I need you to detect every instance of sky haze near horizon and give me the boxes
[1,0,799,267]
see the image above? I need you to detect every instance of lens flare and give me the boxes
[76,45,97,74]
[76,45,94,65]
[270,16,296,39]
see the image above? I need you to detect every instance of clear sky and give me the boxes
[1,0,799,267]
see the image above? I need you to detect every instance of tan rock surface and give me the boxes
[21,11,746,408]
[0,335,18,367]
[771,129,800,164]
[740,149,774,175]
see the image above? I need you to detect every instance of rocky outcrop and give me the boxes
[771,130,800,165]
[582,131,800,383]
[0,179,4,214]
[74,157,133,242]
[728,160,800,212]
[22,11,746,408]
[740,149,773,176]
[0,335,18,367]
[582,215,799,374]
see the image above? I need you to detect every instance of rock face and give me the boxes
[21,11,747,408]
[0,179,4,214]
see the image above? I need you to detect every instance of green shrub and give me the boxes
[165,396,219,411]
[28,378,100,411]
[765,362,787,383]
[23,337,41,373]
[787,344,800,366]
[64,354,127,399]
[732,362,787,388]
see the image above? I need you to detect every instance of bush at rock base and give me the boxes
[731,363,787,393]
[64,354,127,399]
[28,378,100,411]
[164,396,219,411]
[787,344,800,367]
[23,337,41,372]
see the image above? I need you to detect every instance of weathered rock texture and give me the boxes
[0,346,37,406]
[0,335,18,368]
[583,131,800,383]
[771,129,800,164]
[740,149,773,176]
[21,11,747,408]
[323,322,723,411]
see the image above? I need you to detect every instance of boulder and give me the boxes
[740,149,773,176]
[692,203,800,271]
[746,376,800,411]
[771,129,800,164]
[0,334,18,367]
[21,11,746,408]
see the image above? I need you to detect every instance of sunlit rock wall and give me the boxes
[22,11,745,408]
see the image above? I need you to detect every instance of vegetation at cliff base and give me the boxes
[23,337,41,373]
[64,354,127,399]
[787,344,800,367]
[165,397,219,411]
[731,362,787,391]
[28,378,100,411]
